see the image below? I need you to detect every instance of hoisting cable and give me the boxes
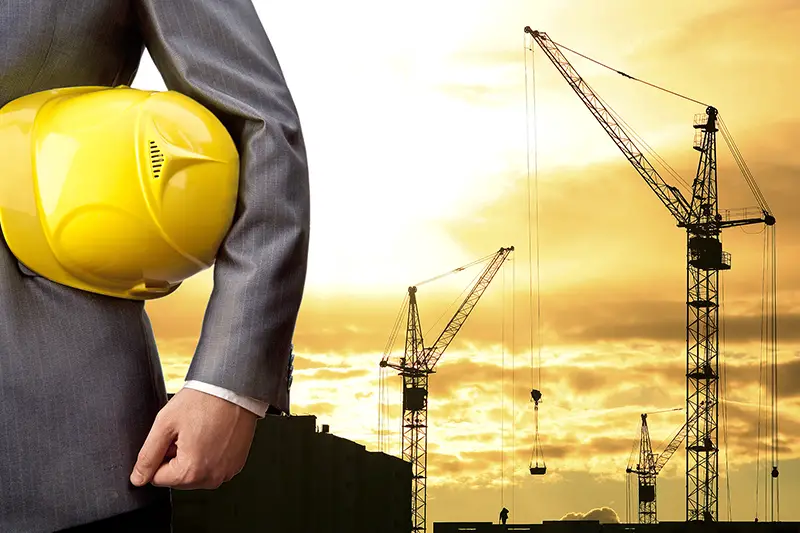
[625,418,642,523]
[769,224,780,521]
[382,294,409,359]
[525,32,546,477]
[379,293,410,453]
[755,224,780,522]
[378,365,383,451]
[774,225,780,521]
[756,226,774,520]
[527,27,540,399]
[512,247,518,510]
[501,260,507,509]
[625,473,630,523]
[721,270,732,520]
[378,364,384,452]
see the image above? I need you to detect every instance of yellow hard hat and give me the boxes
[0,85,239,300]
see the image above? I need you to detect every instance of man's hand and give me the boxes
[130,387,259,489]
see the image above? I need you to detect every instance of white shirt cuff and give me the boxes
[182,380,269,418]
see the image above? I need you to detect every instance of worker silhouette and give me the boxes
[500,507,510,525]
[0,1,308,532]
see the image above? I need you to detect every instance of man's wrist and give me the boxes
[182,380,269,418]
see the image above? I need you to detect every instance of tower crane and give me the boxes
[627,403,714,523]
[379,246,513,532]
[524,27,775,522]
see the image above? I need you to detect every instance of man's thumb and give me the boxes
[131,418,175,486]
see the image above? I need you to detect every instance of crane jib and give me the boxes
[525,28,691,225]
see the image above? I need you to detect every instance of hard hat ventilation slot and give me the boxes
[149,140,164,179]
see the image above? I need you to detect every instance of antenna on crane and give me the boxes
[524,27,547,478]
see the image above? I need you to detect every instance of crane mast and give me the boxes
[525,27,774,522]
[629,413,657,524]
[381,246,513,532]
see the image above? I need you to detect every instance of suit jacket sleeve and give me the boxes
[134,0,310,413]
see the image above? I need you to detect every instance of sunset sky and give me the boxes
[132,0,799,527]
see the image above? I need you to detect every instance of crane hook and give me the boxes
[531,388,542,405]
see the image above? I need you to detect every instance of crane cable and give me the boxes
[500,255,518,511]
[378,292,410,453]
[423,265,486,339]
[756,233,766,520]
[721,271,732,521]
[625,419,643,523]
[772,224,780,522]
[414,253,496,288]
[512,248,517,510]
[718,110,778,523]
[767,224,779,521]
[755,223,780,521]
[525,31,546,476]
[545,36,722,195]
[547,38,709,108]
[501,261,506,509]
[718,116,771,214]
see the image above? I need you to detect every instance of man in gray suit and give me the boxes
[0,2,309,532]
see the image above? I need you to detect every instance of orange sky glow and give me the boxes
[133,0,800,527]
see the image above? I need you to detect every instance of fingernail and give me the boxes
[130,470,145,486]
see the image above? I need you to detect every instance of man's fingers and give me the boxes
[151,455,219,490]
[130,416,176,486]
[150,457,186,488]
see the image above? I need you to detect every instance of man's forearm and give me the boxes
[136,0,309,412]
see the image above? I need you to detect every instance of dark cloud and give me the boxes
[583,436,637,457]
[428,452,466,477]
[557,306,800,345]
[725,358,800,400]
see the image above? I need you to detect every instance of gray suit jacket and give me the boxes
[0,2,309,531]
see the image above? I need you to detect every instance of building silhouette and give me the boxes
[170,408,411,532]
